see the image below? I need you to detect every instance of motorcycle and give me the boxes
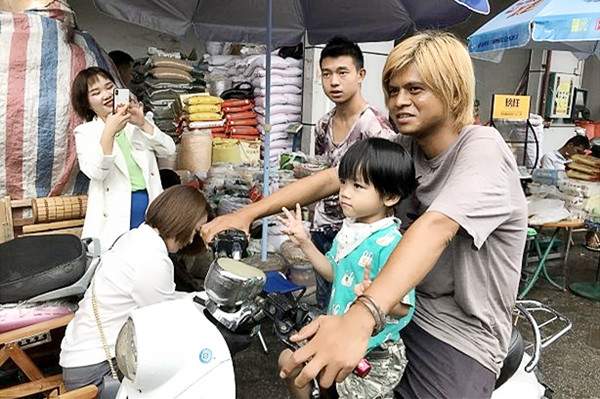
[114,230,572,399]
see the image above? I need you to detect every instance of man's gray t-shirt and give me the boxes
[395,125,527,375]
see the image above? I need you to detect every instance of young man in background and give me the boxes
[310,36,396,310]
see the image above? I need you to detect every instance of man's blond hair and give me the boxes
[383,31,475,127]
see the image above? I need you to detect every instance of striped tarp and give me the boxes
[0,9,119,200]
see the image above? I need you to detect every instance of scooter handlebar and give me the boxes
[258,293,372,378]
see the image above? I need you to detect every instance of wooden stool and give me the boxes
[0,314,73,398]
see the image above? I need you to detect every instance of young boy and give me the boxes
[311,37,397,310]
[278,138,417,399]
[203,31,527,398]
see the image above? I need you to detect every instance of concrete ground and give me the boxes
[236,234,600,399]
[521,241,600,399]
[2,236,597,398]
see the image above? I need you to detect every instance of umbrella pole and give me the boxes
[260,0,273,261]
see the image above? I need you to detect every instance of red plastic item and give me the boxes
[248,185,263,202]
[576,121,600,139]
[223,104,253,113]
[230,134,260,140]
[228,126,259,135]
[353,358,372,378]
[225,111,257,121]
[222,99,252,108]
[226,118,258,127]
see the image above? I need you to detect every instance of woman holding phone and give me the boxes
[71,67,175,251]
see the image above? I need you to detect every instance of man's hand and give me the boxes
[279,306,374,388]
[201,210,254,244]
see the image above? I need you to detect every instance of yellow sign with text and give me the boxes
[492,95,531,121]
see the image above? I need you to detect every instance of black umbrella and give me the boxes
[93,0,488,259]
[94,0,489,47]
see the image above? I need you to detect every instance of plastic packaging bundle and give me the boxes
[532,169,560,186]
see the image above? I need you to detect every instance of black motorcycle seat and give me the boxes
[0,234,87,303]
[495,328,525,389]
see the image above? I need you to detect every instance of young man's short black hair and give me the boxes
[339,137,416,201]
[319,36,364,71]
[108,50,134,68]
[564,135,590,149]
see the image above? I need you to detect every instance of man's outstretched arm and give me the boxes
[201,167,339,242]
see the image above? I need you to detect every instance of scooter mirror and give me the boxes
[210,229,249,260]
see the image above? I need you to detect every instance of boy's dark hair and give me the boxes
[564,135,590,149]
[71,67,115,121]
[319,36,364,71]
[108,50,134,68]
[339,138,416,201]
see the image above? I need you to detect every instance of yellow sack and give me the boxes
[188,112,222,121]
[186,104,222,114]
[212,138,260,164]
[186,95,223,105]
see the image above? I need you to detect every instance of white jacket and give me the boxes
[60,224,176,368]
[75,117,175,251]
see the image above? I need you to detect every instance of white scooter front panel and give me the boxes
[116,296,236,399]
[491,353,546,399]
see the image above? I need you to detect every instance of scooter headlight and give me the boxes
[115,318,137,381]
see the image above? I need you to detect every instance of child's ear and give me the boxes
[383,194,401,208]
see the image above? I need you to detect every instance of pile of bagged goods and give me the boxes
[567,154,600,182]
[137,48,207,138]
[204,42,303,165]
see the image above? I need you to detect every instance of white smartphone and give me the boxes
[113,88,130,112]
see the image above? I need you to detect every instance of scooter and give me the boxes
[114,230,572,399]
[492,300,572,399]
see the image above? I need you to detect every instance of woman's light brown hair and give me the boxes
[145,185,210,252]
[383,31,475,128]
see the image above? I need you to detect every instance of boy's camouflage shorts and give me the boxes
[336,340,407,399]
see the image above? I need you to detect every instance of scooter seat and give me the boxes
[495,328,525,389]
[0,235,88,303]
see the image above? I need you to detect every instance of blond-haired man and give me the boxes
[202,31,527,398]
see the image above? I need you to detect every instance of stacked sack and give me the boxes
[210,98,261,165]
[142,52,206,137]
[181,94,224,130]
[249,55,302,164]
[567,154,600,182]
[211,99,259,140]
[176,94,224,177]
[221,53,303,164]
[209,81,261,165]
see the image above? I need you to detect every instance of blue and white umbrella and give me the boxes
[468,0,600,61]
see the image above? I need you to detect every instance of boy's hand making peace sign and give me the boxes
[277,203,310,246]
